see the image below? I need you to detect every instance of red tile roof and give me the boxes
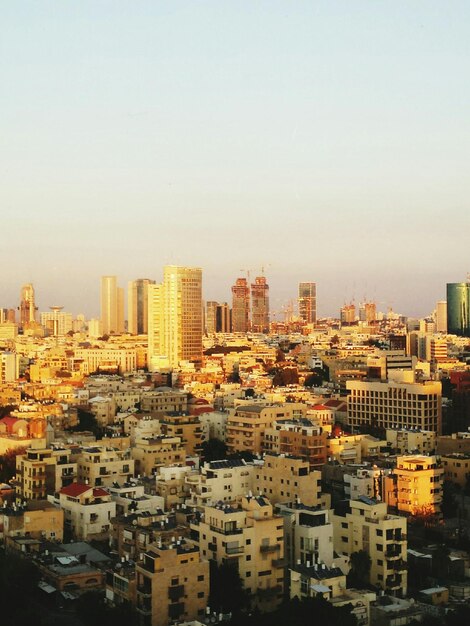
[60,483,91,497]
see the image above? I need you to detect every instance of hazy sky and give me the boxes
[2,1,470,318]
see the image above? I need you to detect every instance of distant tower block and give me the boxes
[49,306,64,337]
[19,283,37,328]
[298,282,317,324]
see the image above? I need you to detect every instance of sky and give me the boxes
[2,1,470,319]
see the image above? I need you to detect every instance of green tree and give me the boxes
[209,562,249,615]
[200,438,228,462]
[348,550,371,588]
[0,446,27,483]
[442,481,459,518]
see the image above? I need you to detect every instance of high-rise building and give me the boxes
[298,282,316,324]
[40,307,73,336]
[205,301,218,335]
[447,282,470,336]
[359,301,377,324]
[19,283,37,328]
[435,300,447,333]
[231,277,250,332]
[101,276,124,335]
[216,302,231,333]
[128,278,155,335]
[251,276,269,333]
[340,303,356,325]
[148,266,203,369]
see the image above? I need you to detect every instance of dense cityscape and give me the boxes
[0,272,470,626]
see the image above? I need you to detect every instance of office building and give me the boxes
[447,282,470,337]
[298,282,316,324]
[128,278,155,335]
[435,300,447,333]
[231,277,250,332]
[206,301,231,334]
[101,276,124,335]
[359,301,377,324]
[251,276,269,333]
[40,308,73,336]
[19,283,37,328]
[340,303,356,325]
[148,266,202,369]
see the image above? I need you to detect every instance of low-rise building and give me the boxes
[185,459,255,509]
[77,446,134,488]
[132,436,186,475]
[263,419,327,470]
[2,500,64,544]
[58,483,116,540]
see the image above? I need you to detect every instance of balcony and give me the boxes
[209,525,243,536]
[208,542,217,551]
[225,545,244,556]
[260,544,280,554]
[385,546,401,559]
[168,585,185,601]
[272,557,288,568]
[137,584,152,597]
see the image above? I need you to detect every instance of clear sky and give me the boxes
[2,1,469,319]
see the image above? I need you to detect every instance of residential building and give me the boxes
[442,453,470,488]
[155,465,192,509]
[384,455,443,517]
[255,453,324,507]
[58,483,116,540]
[2,500,64,544]
[191,495,285,610]
[135,540,209,626]
[385,428,436,455]
[226,403,306,455]
[160,413,203,456]
[140,389,188,414]
[185,459,255,508]
[77,446,134,488]
[132,436,186,475]
[263,419,327,470]
[332,497,407,596]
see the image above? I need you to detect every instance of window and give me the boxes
[197,575,204,581]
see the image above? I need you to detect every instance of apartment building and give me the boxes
[107,482,164,515]
[347,377,442,433]
[73,347,137,374]
[140,389,188,414]
[263,419,327,470]
[2,500,64,544]
[255,453,324,507]
[160,413,204,456]
[385,428,436,455]
[132,436,186,475]
[135,540,209,626]
[441,453,470,488]
[384,455,443,517]
[77,446,134,488]
[226,403,307,455]
[185,459,255,509]
[15,441,77,500]
[58,483,116,540]
[275,502,334,569]
[191,495,285,611]
[332,497,407,596]
[155,465,192,509]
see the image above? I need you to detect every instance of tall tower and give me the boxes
[298,282,316,324]
[128,279,155,335]
[100,276,123,335]
[435,300,447,334]
[231,278,250,333]
[447,283,470,337]
[251,276,269,333]
[19,283,37,328]
[148,266,203,369]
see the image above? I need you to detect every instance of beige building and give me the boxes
[191,495,285,611]
[77,446,134,488]
[101,275,124,335]
[332,497,407,596]
[226,403,307,455]
[73,347,137,374]
[442,453,470,488]
[160,414,203,456]
[136,540,209,626]
[155,465,192,509]
[385,455,443,517]
[385,428,436,455]
[255,453,324,507]
[185,459,255,509]
[15,441,77,501]
[140,388,188,414]
[347,377,442,433]
[263,419,327,470]
[128,278,155,335]
[58,483,116,540]
[2,500,64,543]
[132,436,186,475]
[148,266,203,369]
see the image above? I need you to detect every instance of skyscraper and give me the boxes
[128,278,155,335]
[298,282,316,324]
[101,276,124,335]
[435,300,447,333]
[19,283,37,328]
[447,282,470,337]
[231,278,250,333]
[206,301,231,334]
[251,276,269,333]
[148,266,203,369]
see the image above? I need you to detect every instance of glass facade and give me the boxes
[447,282,470,337]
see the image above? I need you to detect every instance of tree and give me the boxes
[209,562,249,616]
[0,447,27,483]
[442,481,459,518]
[347,550,371,588]
[0,550,42,625]
[200,438,228,462]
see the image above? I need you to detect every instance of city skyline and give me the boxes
[2,2,470,318]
